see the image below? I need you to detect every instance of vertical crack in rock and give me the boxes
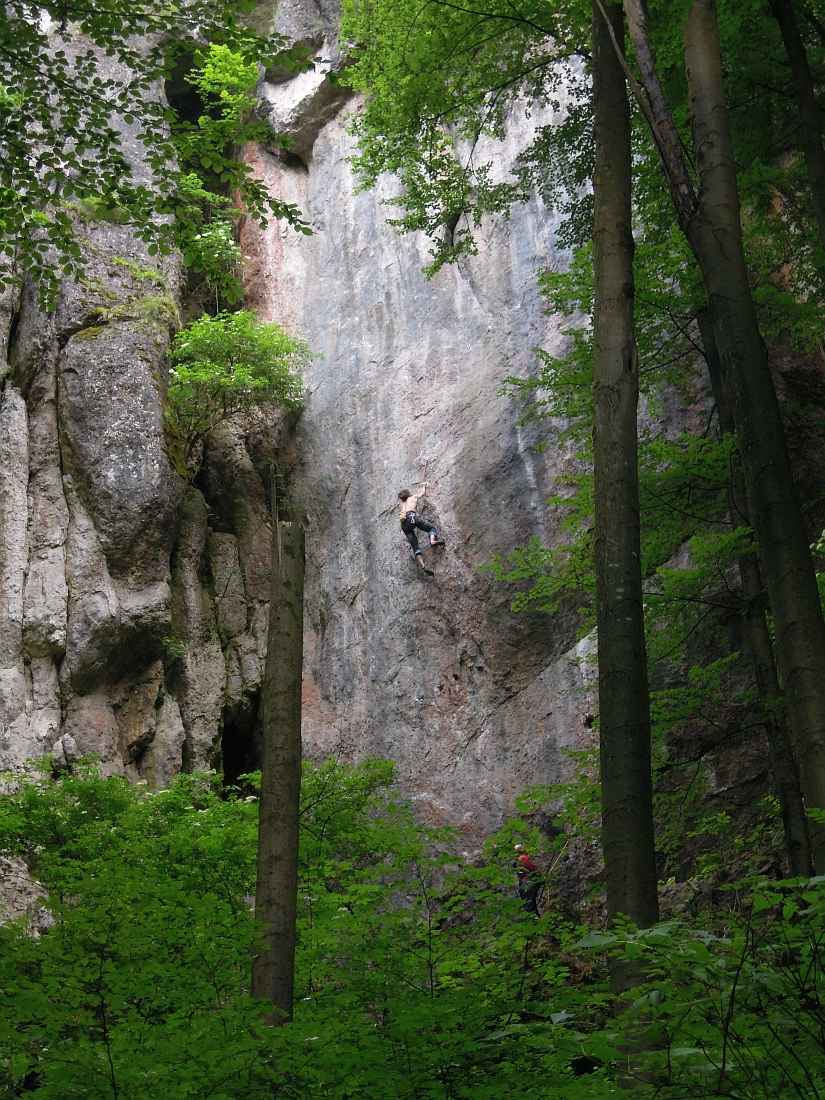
[0,385,34,767]
[168,487,226,773]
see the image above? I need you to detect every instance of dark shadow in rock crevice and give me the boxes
[220,691,263,792]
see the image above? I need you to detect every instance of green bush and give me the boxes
[579,879,825,1098]
[0,760,613,1099]
[0,766,263,1098]
[167,44,311,309]
[7,759,825,1097]
[172,173,244,307]
[285,759,610,1100]
[166,310,310,476]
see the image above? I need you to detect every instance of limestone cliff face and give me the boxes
[0,216,276,788]
[242,66,597,845]
[0,21,597,852]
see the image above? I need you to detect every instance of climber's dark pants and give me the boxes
[401,512,437,557]
[518,880,540,915]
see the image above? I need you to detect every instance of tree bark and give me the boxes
[251,496,305,1023]
[592,0,660,963]
[698,310,813,876]
[621,0,825,873]
[769,0,825,262]
[682,0,825,871]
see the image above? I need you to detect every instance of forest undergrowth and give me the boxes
[1,758,824,1099]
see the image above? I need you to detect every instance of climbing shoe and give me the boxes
[423,567,435,577]
[430,539,445,547]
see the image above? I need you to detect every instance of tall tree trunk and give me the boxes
[252,496,305,1023]
[683,0,825,871]
[698,310,813,876]
[592,0,659,964]
[769,0,825,262]
[621,0,825,873]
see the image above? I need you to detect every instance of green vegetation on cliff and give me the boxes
[164,310,309,477]
[0,6,310,306]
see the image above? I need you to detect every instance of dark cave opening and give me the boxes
[164,54,204,126]
[220,695,262,793]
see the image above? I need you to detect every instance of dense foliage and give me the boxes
[586,887,825,1098]
[0,765,262,1097]
[0,761,599,1098]
[2,763,825,1097]
[168,43,313,310]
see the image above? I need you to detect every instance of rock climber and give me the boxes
[514,843,541,916]
[398,482,444,577]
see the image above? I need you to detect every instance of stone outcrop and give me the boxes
[1,224,181,777]
[0,218,275,784]
[254,0,353,165]
[0,856,53,937]
[242,32,598,846]
[0,11,598,857]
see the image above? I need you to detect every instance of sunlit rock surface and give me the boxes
[0,21,598,853]
[241,79,598,843]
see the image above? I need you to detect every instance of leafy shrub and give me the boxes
[0,766,264,1099]
[13,760,825,1098]
[580,878,825,1098]
[166,44,309,309]
[172,173,245,306]
[285,759,610,1100]
[173,44,274,198]
[0,760,613,1099]
[166,310,310,476]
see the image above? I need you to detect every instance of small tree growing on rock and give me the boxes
[166,310,310,477]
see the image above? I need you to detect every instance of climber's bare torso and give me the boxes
[399,485,426,517]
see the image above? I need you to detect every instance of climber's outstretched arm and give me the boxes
[407,482,427,512]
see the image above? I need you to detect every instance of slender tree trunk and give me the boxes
[769,0,825,261]
[699,311,813,876]
[252,495,305,1023]
[621,0,825,872]
[592,0,659,962]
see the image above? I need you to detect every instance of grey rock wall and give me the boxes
[242,68,597,847]
[0,21,597,857]
[0,855,53,936]
[0,220,275,785]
